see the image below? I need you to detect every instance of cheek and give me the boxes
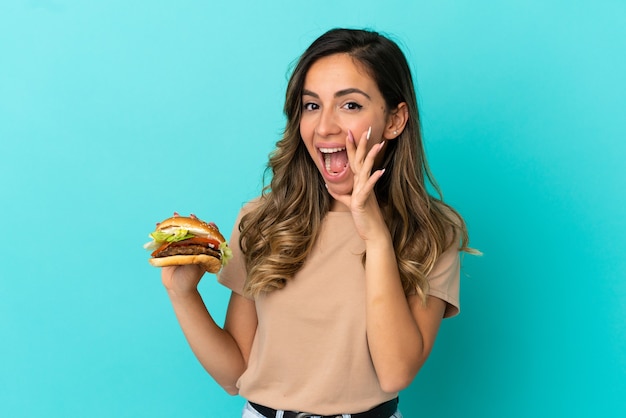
[357,125,385,149]
[299,118,313,140]
[299,120,317,155]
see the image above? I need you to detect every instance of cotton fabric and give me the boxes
[219,204,461,415]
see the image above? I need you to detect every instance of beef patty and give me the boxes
[154,244,221,259]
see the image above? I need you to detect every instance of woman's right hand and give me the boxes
[161,264,205,295]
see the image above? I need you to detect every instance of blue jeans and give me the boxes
[242,402,403,418]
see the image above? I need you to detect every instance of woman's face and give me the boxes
[299,53,393,199]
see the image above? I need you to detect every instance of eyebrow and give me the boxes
[302,88,371,100]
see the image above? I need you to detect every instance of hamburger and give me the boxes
[144,213,232,273]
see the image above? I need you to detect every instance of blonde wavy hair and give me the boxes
[239,28,476,302]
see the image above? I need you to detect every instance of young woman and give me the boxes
[161,28,475,418]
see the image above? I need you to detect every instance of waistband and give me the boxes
[249,397,398,418]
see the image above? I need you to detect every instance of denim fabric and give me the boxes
[242,402,403,418]
[242,402,267,418]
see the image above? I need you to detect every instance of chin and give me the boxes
[326,181,353,198]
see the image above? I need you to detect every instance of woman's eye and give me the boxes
[303,102,319,111]
[343,102,363,110]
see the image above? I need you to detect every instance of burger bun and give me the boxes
[149,254,222,274]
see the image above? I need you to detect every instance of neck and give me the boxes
[330,199,351,212]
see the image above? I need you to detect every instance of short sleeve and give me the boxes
[427,244,461,318]
[217,206,249,297]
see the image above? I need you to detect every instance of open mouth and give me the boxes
[320,147,349,176]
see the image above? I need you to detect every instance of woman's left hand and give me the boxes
[327,128,389,241]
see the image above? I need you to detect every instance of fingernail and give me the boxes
[347,130,354,143]
[366,126,372,140]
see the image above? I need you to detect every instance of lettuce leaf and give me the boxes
[220,241,233,266]
[150,229,195,243]
[143,228,195,251]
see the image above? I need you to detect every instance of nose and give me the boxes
[315,107,341,137]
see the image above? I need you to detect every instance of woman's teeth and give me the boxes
[319,147,346,153]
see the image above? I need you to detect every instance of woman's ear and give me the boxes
[383,102,409,140]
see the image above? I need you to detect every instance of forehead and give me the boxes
[304,53,377,91]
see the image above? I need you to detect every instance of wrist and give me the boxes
[364,230,394,253]
[166,286,202,302]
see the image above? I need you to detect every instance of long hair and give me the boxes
[240,28,475,301]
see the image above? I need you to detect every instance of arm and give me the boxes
[162,264,257,395]
[364,236,447,392]
[330,129,449,392]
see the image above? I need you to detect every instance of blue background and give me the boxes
[1,1,625,417]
